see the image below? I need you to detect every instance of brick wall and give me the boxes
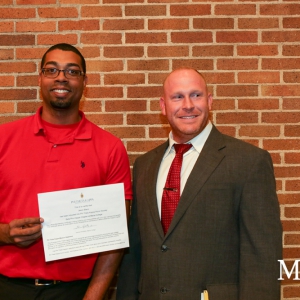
[1,0,300,299]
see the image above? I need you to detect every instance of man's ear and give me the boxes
[160,97,166,115]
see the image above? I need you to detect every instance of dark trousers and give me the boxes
[0,274,90,300]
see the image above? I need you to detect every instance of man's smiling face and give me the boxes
[160,69,213,144]
[39,49,87,113]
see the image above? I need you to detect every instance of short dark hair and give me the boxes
[41,43,86,74]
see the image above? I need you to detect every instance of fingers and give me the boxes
[8,217,43,248]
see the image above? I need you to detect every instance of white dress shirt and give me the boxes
[156,122,213,218]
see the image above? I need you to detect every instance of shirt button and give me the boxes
[160,287,169,294]
[53,144,57,148]
[161,245,168,252]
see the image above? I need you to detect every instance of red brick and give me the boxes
[0,62,36,73]
[105,100,146,112]
[59,20,99,31]
[283,17,300,29]
[79,100,102,112]
[16,48,46,60]
[194,18,233,29]
[286,181,300,192]
[85,87,123,99]
[126,33,167,44]
[0,102,14,113]
[104,0,143,3]
[216,126,236,137]
[283,286,300,298]
[0,35,35,46]
[16,21,56,33]
[211,99,235,111]
[85,113,123,126]
[283,45,300,56]
[17,75,38,87]
[217,85,258,97]
[128,59,169,71]
[0,22,14,32]
[262,31,300,42]
[17,0,55,3]
[103,19,144,30]
[238,72,280,83]
[38,34,77,46]
[104,73,145,85]
[81,33,122,45]
[202,72,235,84]
[284,72,300,83]
[264,140,300,151]
[17,101,41,114]
[149,127,169,139]
[60,0,100,3]
[217,59,258,70]
[217,31,257,43]
[171,32,212,43]
[172,59,213,70]
[170,4,210,16]
[127,86,162,99]
[0,49,13,60]
[279,194,300,205]
[284,233,300,245]
[0,89,36,100]
[193,45,233,57]
[149,18,189,30]
[284,125,300,137]
[82,6,122,17]
[216,112,258,124]
[0,8,35,19]
[237,45,278,56]
[38,7,78,18]
[238,99,279,110]
[283,98,300,110]
[148,72,169,84]
[148,46,189,58]
[263,58,300,69]
[262,85,300,97]
[260,4,300,16]
[215,4,256,15]
[0,0,12,4]
[238,18,279,29]
[127,140,164,153]
[262,112,300,124]
[0,76,14,87]
[86,60,123,72]
[285,153,300,164]
[125,5,166,16]
[127,113,167,125]
[104,46,144,58]
[105,127,145,139]
[239,125,280,137]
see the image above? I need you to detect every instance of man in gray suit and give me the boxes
[117,68,282,300]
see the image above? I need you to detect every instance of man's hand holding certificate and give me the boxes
[38,183,129,262]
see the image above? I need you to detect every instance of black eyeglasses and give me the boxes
[41,68,85,79]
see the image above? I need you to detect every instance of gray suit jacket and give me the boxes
[117,126,282,300]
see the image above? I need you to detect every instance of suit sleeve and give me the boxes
[116,160,141,300]
[239,150,282,300]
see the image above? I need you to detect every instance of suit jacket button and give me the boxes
[160,287,169,294]
[161,245,168,252]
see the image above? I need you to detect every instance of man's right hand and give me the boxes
[0,217,44,247]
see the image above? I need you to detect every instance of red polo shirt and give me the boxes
[0,107,132,281]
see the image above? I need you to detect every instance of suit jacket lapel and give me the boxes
[165,126,226,238]
[144,141,169,239]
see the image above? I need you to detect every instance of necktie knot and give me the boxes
[173,143,192,155]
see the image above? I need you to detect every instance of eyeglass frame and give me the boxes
[41,68,85,79]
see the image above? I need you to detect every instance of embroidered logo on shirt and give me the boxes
[81,161,85,168]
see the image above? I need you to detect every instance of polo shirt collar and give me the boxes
[33,106,92,140]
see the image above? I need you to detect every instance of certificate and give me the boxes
[38,183,129,262]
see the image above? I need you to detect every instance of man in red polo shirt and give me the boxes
[0,43,132,300]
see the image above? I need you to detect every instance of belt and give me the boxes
[0,274,61,286]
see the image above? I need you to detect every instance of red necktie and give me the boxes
[161,143,192,235]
